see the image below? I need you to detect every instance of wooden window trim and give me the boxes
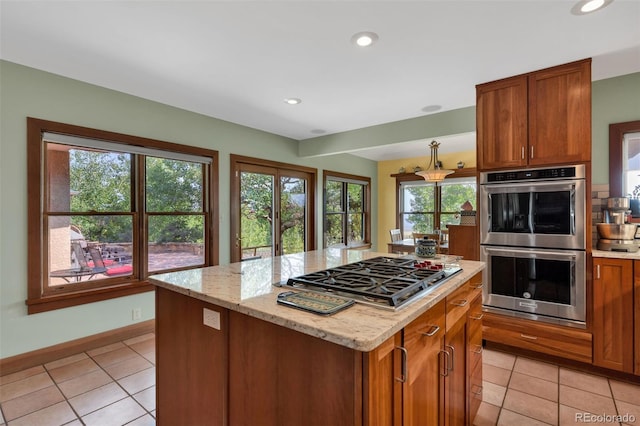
[323,170,372,248]
[393,168,477,230]
[27,118,219,314]
[609,120,640,197]
[229,154,316,263]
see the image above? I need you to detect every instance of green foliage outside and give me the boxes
[324,181,365,246]
[240,172,306,256]
[68,149,204,244]
[404,180,476,233]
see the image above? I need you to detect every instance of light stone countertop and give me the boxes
[592,249,640,259]
[149,249,485,352]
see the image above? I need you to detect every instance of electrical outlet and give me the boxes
[132,308,142,321]
[203,308,220,330]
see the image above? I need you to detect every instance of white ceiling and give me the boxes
[1,0,639,161]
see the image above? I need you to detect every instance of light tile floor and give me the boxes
[1,334,640,425]
[474,349,640,426]
[0,334,155,426]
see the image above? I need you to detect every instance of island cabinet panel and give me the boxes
[593,258,634,373]
[467,292,483,422]
[363,300,446,426]
[228,311,362,426]
[636,261,640,375]
[447,225,479,261]
[156,287,229,426]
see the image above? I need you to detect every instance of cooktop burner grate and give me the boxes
[284,256,460,308]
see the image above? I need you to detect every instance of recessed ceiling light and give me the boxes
[571,0,613,15]
[351,31,379,47]
[421,105,442,113]
[284,98,301,105]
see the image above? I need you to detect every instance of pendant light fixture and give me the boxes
[415,140,454,183]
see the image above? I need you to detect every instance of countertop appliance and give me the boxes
[279,256,462,310]
[479,164,587,328]
[597,197,640,252]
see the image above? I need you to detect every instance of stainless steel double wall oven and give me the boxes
[479,164,587,328]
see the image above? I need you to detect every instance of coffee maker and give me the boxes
[597,197,640,252]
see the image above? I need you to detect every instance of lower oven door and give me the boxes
[481,246,586,327]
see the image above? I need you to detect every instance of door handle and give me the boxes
[439,349,449,377]
[445,344,455,372]
[395,346,408,383]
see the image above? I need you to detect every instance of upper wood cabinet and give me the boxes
[477,59,591,170]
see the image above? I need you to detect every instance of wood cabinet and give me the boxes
[636,261,640,376]
[467,292,483,421]
[447,225,479,260]
[482,312,593,364]
[156,287,228,426]
[156,274,483,425]
[477,58,591,170]
[592,257,634,373]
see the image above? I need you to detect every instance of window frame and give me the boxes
[393,168,477,235]
[609,120,640,197]
[323,170,371,249]
[27,118,219,314]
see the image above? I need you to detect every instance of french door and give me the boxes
[230,156,316,263]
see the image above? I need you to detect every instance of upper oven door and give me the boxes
[480,179,586,249]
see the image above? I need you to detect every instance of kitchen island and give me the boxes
[150,249,485,425]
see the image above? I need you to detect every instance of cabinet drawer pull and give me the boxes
[395,346,408,383]
[422,325,440,337]
[521,146,525,160]
[440,349,450,377]
[472,345,483,355]
[450,299,468,307]
[530,145,534,159]
[470,313,484,321]
[471,282,484,289]
[471,385,483,396]
[445,344,455,372]
[520,333,538,340]
[596,264,600,279]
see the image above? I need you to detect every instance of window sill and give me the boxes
[26,281,154,314]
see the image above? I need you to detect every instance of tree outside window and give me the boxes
[27,118,218,313]
[323,171,370,248]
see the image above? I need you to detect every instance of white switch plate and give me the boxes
[203,308,221,330]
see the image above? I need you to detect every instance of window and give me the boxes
[621,131,640,198]
[230,155,316,262]
[323,171,371,248]
[27,118,218,313]
[399,176,476,237]
[608,120,640,197]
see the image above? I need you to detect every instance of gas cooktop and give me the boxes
[281,256,462,310]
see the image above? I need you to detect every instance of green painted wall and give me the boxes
[0,60,377,358]
[591,72,640,184]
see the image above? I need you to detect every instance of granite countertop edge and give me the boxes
[149,254,485,352]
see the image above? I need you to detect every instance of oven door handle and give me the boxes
[483,247,577,260]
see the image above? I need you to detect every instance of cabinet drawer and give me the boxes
[446,282,472,332]
[468,325,483,372]
[468,360,483,423]
[483,312,592,364]
[467,293,483,338]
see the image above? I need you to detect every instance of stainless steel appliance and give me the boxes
[479,164,587,328]
[279,256,462,310]
[597,197,640,252]
[479,164,586,250]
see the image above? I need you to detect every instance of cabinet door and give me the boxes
[403,301,446,426]
[593,257,634,373]
[467,293,483,423]
[156,288,228,426]
[636,261,640,376]
[476,75,528,170]
[364,333,403,426]
[443,316,467,426]
[528,59,591,165]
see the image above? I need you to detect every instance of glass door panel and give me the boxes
[280,176,306,255]
[240,170,274,260]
